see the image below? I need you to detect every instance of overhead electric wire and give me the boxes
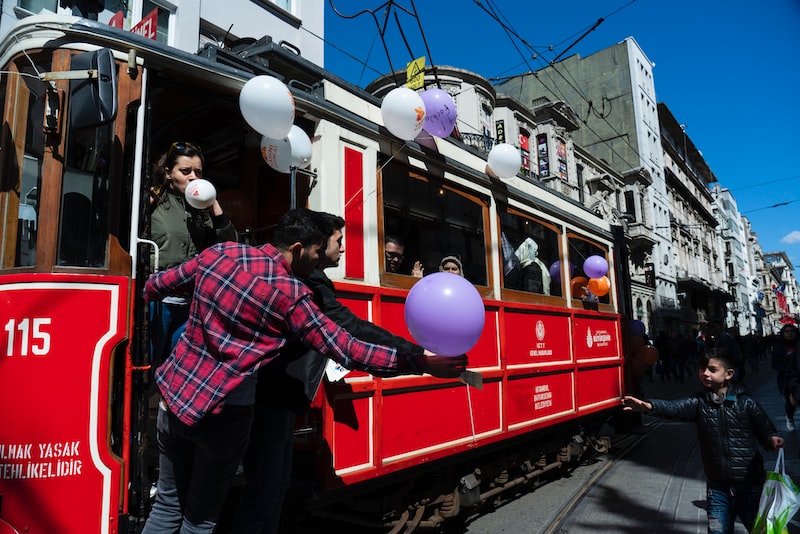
[324,0,647,172]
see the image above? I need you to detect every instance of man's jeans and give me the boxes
[231,404,296,534]
[142,403,254,534]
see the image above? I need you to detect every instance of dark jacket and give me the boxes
[649,381,777,484]
[772,342,798,394]
[257,268,424,414]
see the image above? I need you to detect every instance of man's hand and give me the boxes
[412,261,424,278]
[771,435,785,451]
[420,350,468,378]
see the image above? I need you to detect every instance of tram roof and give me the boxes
[0,14,614,241]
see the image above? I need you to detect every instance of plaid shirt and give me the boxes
[145,241,418,426]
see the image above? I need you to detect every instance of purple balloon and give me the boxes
[549,261,562,281]
[420,88,457,138]
[583,255,609,279]
[404,272,485,356]
[548,261,576,283]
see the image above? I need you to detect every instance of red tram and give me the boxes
[0,15,629,533]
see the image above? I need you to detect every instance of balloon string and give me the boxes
[465,380,477,445]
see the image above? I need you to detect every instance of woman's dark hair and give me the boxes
[151,142,204,208]
[699,347,734,371]
[273,208,330,249]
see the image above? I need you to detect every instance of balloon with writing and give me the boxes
[184,179,216,209]
[420,88,457,138]
[260,125,313,173]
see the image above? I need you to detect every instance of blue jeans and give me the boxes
[230,404,296,534]
[142,403,254,534]
[706,480,762,534]
[150,302,189,367]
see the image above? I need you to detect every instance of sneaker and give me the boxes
[787,417,796,431]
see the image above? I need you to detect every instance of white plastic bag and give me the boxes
[753,449,800,534]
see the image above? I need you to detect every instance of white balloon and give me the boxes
[239,75,295,138]
[487,143,521,179]
[380,87,426,141]
[260,125,313,173]
[184,179,217,209]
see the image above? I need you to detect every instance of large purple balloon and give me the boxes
[420,88,457,138]
[404,272,485,356]
[583,255,609,279]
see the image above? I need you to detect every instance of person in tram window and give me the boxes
[384,235,406,273]
[142,209,466,534]
[623,348,784,534]
[384,235,424,276]
[148,141,237,369]
[231,212,466,534]
[438,255,464,276]
[513,237,551,295]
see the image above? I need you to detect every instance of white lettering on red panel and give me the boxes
[533,384,553,410]
[132,7,158,40]
[529,319,554,357]
[585,326,611,348]
[0,441,83,479]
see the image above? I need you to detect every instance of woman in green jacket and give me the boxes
[149,141,237,366]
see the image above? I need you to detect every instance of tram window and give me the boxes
[3,60,48,268]
[567,235,611,306]
[499,211,562,298]
[58,122,115,267]
[381,163,488,286]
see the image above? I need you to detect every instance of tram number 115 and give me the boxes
[4,318,52,357]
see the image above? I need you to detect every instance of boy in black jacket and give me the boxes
[623,348,783,534]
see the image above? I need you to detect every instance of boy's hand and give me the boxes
[770,435,785,451]
[621,395,652,413]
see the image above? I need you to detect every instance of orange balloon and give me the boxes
[588,276,611,297]
[570,276,589,298]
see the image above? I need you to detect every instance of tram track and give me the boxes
[542,418,667,534]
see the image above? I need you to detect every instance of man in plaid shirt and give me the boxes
[141,208,467,534]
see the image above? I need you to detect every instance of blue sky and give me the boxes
[322,0,800,265]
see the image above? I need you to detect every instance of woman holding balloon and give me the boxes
[148,141,238,367]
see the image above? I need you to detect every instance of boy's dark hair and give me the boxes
[699,347,734,370]
[273,208,330,249]
[319,212,345,232]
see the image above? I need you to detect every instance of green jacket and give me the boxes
[149,189,237,271]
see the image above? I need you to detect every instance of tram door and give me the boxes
[0,47,142,533]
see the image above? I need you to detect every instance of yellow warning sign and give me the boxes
[406,57,425,89]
